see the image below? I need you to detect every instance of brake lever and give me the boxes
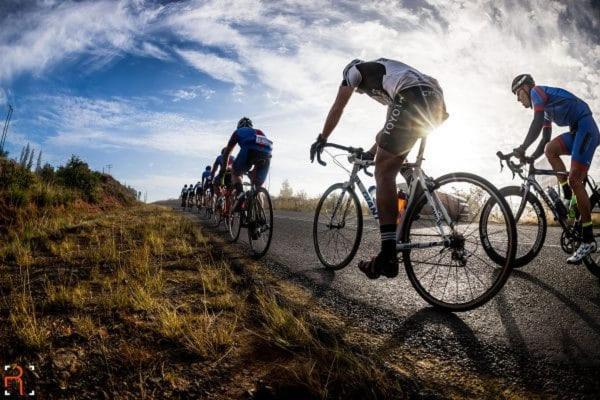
[499,159,504,173]
[317,150,327,166]
[364,166,373,177]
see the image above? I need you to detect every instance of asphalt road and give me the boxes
[192,207,600,398]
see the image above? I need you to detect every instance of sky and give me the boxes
[0,0,599,201]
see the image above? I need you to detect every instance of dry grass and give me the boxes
[0,197,566,398]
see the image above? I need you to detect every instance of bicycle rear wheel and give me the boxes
[480,186,546,268]
[400,172,516,311]
[228,199,243,243]
[313,183,363,270]
[248,188,273,258]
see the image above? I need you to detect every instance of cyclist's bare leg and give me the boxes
[374,146,405,225]
[358,146,405,279]
[545,138,570,188]
[569,166,592,223]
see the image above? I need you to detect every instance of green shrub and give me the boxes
[38,163,55,184]
[56,156,100,202]
[0,158,34,190]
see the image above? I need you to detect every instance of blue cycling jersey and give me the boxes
[530,86,592,128]
[202,170,211,180]
[227,127,273,154]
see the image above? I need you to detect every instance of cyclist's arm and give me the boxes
[520,110,545,151]
[210,159,219,179]
[321,85,354,140]
[222,132,238,171]
[530,122,552,159]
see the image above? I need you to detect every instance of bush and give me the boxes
[0,158,34,190]
[38,163,55,184]
[56,156,100,202]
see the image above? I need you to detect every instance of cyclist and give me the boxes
[194,181,202,206]
[221,117,272,238]
[211,148,234,195]
[221,117,272,195]
[187,183,195,208]
[181,184,188,208]
[201,165,212,204]
[511,74,600,263]
[310,58,448,279]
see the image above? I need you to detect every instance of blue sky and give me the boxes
[0,0,599,201]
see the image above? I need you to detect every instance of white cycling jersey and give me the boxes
[342,58,443,106]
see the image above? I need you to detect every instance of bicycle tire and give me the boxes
[228,200,243,243]
[313,183,363,270]
[480,186,546,268]
[400,172,517,312]
[248,187,273,258]
[583,193,600,279]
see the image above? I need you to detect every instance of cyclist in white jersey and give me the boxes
[311,58,448,279]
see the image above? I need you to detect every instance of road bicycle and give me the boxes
[210,184,234,229]
[228,172,274,258]
[481,151,600,278]
[312,138,517,311]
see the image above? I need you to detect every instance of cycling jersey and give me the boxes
[341,58,445,106]
[530,86,592,128]
[227,127,273,154]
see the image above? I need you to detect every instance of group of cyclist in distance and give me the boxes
[180,117,273,229]
[181,57,599,279]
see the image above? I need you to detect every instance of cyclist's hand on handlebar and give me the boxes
[512,146,526,162]
[310,134,327,163]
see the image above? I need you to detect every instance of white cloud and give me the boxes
[0,87,6,105]
[175,48,246,85]
[167,85,215,102]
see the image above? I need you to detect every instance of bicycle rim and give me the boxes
[248,188,273,258]
[401,172,516,311]
[313,183,363,270]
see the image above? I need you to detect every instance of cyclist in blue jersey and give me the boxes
[211,148,234,195]
[201,165,212,193]
[512,74,600,263]
[220,117,272,200]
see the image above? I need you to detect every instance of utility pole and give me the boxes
[105,164,113,175]
[0,104,13,155]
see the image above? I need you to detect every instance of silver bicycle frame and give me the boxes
[335,138,455,251]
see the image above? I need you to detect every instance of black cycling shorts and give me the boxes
[376,86,447,156]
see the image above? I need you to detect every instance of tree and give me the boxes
[27,148,35,170]
[279,179,293,198]
[18,145,26,166]
[35,150,42,172]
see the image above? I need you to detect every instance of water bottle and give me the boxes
[397,189,408,224]
[547,187,567,219]
[368,185,377,202]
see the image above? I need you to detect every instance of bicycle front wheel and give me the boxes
[313,183,363,270]
[481,186,546,268]
[248,188,273,258]
[400,172,516,311]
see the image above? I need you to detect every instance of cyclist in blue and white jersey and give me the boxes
[220,117,272,199]
[511,74,600,263]
[201,165,212,193]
